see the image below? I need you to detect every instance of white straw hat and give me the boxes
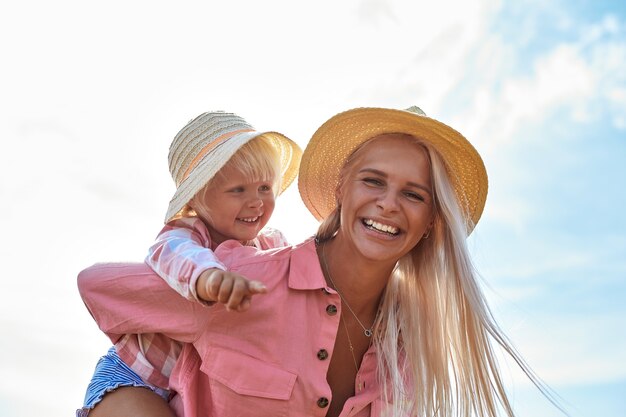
[298,106,488,233]
[166,111,302,222]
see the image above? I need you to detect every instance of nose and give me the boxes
[376,190,399,213]
[247,193,264,209]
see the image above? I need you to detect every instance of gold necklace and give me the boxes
[321,242,375,338]
[341,316,365,392]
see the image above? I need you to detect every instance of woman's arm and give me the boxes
[77,262,206,344]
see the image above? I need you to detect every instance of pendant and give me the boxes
[364,329,372,337]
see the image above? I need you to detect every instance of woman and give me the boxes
[79,106,554,417]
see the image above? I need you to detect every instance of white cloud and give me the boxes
[439,11,626,236]
[500,312,626,385]
[448,9,626,153]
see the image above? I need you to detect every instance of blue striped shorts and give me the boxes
[76,347,170,417]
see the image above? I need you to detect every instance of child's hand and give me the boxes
[196,268,267,312]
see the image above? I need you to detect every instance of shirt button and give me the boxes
[326,304,337,315]
[317,397,329,408]
[317,349,329,360]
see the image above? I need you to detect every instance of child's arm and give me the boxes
[147,217,278,310]
[146,217,226,304]
[192,227,287,311]
[196,269,267,312]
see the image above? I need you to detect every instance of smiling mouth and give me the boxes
[362,218,400,235]
[238,216,260,223]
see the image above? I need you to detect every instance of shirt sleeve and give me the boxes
[146,217,226,303]
[77,262,207,344]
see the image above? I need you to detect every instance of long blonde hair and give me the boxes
[317,135,559,417]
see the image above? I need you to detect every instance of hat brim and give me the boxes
[298,107,487,233]
[166,130,302,222]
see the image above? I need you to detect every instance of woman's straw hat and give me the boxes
[298,106,488,233]
[166,111,302,222]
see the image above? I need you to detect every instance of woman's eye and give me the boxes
[404,191,425,202]
[363,177,383,186]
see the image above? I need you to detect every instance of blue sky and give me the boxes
[0,0,624,416]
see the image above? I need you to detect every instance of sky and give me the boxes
[0,0,624,416]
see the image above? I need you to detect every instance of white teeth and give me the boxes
[364,219,399,235]
[240,216,259,223]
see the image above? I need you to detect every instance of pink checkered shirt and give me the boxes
[114,216,289,388]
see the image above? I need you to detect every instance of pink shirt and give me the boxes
[115,217,288,388]
[79,238,388,417]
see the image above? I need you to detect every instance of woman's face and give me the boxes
[336,134,434,264]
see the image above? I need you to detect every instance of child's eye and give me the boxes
[259,184,272,192]
[228,187,245,193]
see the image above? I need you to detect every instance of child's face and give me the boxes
[189,163,276,246]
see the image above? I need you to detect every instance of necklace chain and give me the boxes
[341,315,365,392]
[321,242,375,338]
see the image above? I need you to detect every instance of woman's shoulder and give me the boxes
[214,237,316,270]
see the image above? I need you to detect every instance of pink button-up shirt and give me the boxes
[79,238,388,417]
[116,216,224,388]
[117,217,288,388]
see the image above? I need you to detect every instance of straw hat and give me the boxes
[298,106,488,233]
[166,111,302,222]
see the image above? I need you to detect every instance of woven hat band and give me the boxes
[180,128,255,184]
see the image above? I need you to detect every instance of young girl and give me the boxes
[77,111,302,417]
